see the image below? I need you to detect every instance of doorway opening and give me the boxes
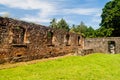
[108,41,116,54]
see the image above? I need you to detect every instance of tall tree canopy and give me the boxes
[49,18,57,29]
[70,22,93,37]
[57,18,70,32]
[49,18,69,32]
[70,22,86,34]
[100,0,120,36]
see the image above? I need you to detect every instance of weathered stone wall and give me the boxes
[0,17,84,63]
[84,37,120,53]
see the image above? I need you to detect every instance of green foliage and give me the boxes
[77,22,88,34]
[69,24,78,33]
[70,22,87,35]
[47,31,53,38]
[1,53,120,80]
[100,0,120,36]
[49,0,120,37]
[95,27,114,37]
[70,22,96,38]
[49,18,70,32]
[69,22,114,38]
[49,18,57,29]
[50,17,114,37]
[57,18,70,32]
[85,26,95,38]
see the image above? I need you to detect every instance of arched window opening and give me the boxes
[47,31,54,46]
[65,34,70,46]
[12,26,25,44]
[108,41,116,54]
[78,36,80,46]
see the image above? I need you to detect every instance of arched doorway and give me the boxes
[47,31,53,46]
[65,34,70,46]
[78,36,80,46]
[108,41,116,54]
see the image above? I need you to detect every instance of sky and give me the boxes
[0,0,110,29]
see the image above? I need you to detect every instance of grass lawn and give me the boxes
[0,53,120,80]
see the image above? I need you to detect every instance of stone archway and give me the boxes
[64,34,70,46]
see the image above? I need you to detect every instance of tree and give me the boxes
[70,22,88,37]
[79,22,87,33]
[70,24,78,33]
[57,18,70,31]
[100,0,120,36]
[85,26,95,38]
[49,18,57,28]
[77,21,88,36]
[95,27,114,37]
[49,18,70,31]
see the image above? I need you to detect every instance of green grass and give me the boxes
[0,53,120,80]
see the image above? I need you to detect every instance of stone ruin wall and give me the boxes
[0,17,84,63]
[84,37,120,54]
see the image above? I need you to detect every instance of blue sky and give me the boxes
[0,0,110,29]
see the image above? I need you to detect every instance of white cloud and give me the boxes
[91,9,102,24]
[0,0,101,16]
[92,17,101,23]
[0,12,8,15]
[0,0,102,28]
[20,7,101,26]
[0,0,57,18]
[0,0,54,10]
[63,8,101,15]
[0,0,58,24]
[21,15,50,24]
[0,12,10,17]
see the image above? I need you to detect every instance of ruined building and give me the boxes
[0,17,84,63]
[84,37,120,54]
[1,17,119,63]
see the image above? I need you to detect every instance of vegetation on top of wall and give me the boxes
[49,18,114,38]
[49,18,70,32]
